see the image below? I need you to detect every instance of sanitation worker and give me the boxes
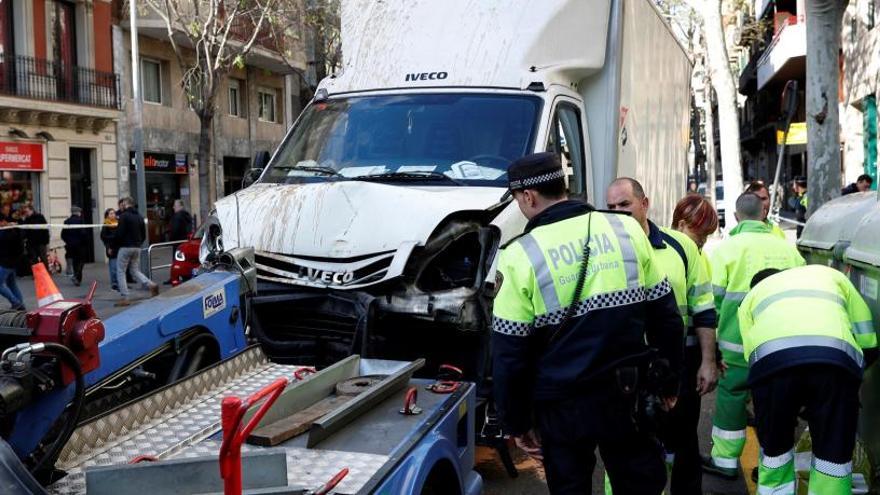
[605,181,718,494]
[742,181,785,239]
[492,152,684,494]
[702,192,805,479]
[739,264,877,494]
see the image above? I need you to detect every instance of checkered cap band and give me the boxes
[509,169,566,190]
[492,317,533,337]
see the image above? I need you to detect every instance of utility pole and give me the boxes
[129,0,148,225]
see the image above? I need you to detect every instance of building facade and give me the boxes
[737,0,807,192]
[841,0,880,189]
[115,3,306,242]
[0,0,121,262]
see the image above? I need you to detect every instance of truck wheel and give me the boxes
[419,460,462,495]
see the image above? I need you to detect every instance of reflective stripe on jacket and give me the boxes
[738,264,877,382]
[654,225,717,340]
[709,220,805,365]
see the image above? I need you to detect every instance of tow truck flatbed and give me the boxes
[47,347,481,495]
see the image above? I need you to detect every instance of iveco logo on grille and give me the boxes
[303,267,354,285]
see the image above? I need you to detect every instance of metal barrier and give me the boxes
[143,240,187,279]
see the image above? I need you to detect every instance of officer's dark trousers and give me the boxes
[751,364,859,491]
[660,346,702,495]
[536,384,666,495]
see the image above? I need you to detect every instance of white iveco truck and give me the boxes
[204,0,692,378]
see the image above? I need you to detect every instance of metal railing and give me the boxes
[144,240,187,279]
[0,54,121,109]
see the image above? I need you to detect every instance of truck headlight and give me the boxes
[416,230,484,292]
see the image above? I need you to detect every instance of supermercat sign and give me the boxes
[0,142,45,172]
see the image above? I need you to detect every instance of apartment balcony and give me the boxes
[0,54,120,109]
[757,19,806,90]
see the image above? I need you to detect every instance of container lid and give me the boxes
[797,191,878,251]
[845,198,880,268]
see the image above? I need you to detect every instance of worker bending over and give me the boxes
[740,265,878,494]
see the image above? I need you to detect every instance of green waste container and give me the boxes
[841,195,880,490]
[797,191,878,269]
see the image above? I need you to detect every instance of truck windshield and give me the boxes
[263,93,542,186]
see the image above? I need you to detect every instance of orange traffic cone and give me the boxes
[33,262,63,307]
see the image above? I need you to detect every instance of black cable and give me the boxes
[30,343,85,476]
[549,212,593,343]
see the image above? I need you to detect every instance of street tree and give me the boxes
[305,0,341,83]
[141,0,280,220]
[805,0,846,215]
[269,0,340,100]
[694,0,744,228]
[661,0,743,225]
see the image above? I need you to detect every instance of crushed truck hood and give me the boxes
[215,182,506,258]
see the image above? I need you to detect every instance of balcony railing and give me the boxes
[0,54,120,110]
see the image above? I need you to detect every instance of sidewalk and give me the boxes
[4,261,170,320]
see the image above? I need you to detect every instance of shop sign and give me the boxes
[0,142,44,172]
[130,152,189,174]
[777,122,807,145]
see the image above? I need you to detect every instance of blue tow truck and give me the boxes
[0,248,482,495]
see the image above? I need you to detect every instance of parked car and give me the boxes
[170,226,203,286]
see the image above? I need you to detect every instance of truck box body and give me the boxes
[208,0,692,370]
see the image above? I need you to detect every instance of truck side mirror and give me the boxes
[242,168,264,189]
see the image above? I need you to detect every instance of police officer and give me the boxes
[703,192,804,479]
[740,265,877,494]
[606,179,718,494]
[492,153,684,494]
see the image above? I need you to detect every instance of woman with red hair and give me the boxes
[672,193,719,249]
[664,193,720,492]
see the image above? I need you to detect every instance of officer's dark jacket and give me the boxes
[492,201,684,435]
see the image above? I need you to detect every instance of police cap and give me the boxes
[794,176,807,187]
[507,152,565,191]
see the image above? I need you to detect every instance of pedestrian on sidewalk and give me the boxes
[0,217,25,310]
[100,208,119,291]
[841,174,873,195]
[61,206,87,287]
[21,204,49,268]
[168,199,193,242]
[114,197,158,306]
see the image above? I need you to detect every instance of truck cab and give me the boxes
[205,0,691,379]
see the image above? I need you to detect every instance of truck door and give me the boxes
[546,101,587,201]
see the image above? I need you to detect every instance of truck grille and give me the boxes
[254,251,395,288]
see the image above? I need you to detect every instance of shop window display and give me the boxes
[0,171,36,220]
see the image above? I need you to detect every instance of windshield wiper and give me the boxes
[282,165,345,177]
[352,171,465,186]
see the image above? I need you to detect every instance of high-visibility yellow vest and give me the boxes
[709,220,805,365]
[653,227,714,338]
[493,212,666,326]
[739,264,877,378]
